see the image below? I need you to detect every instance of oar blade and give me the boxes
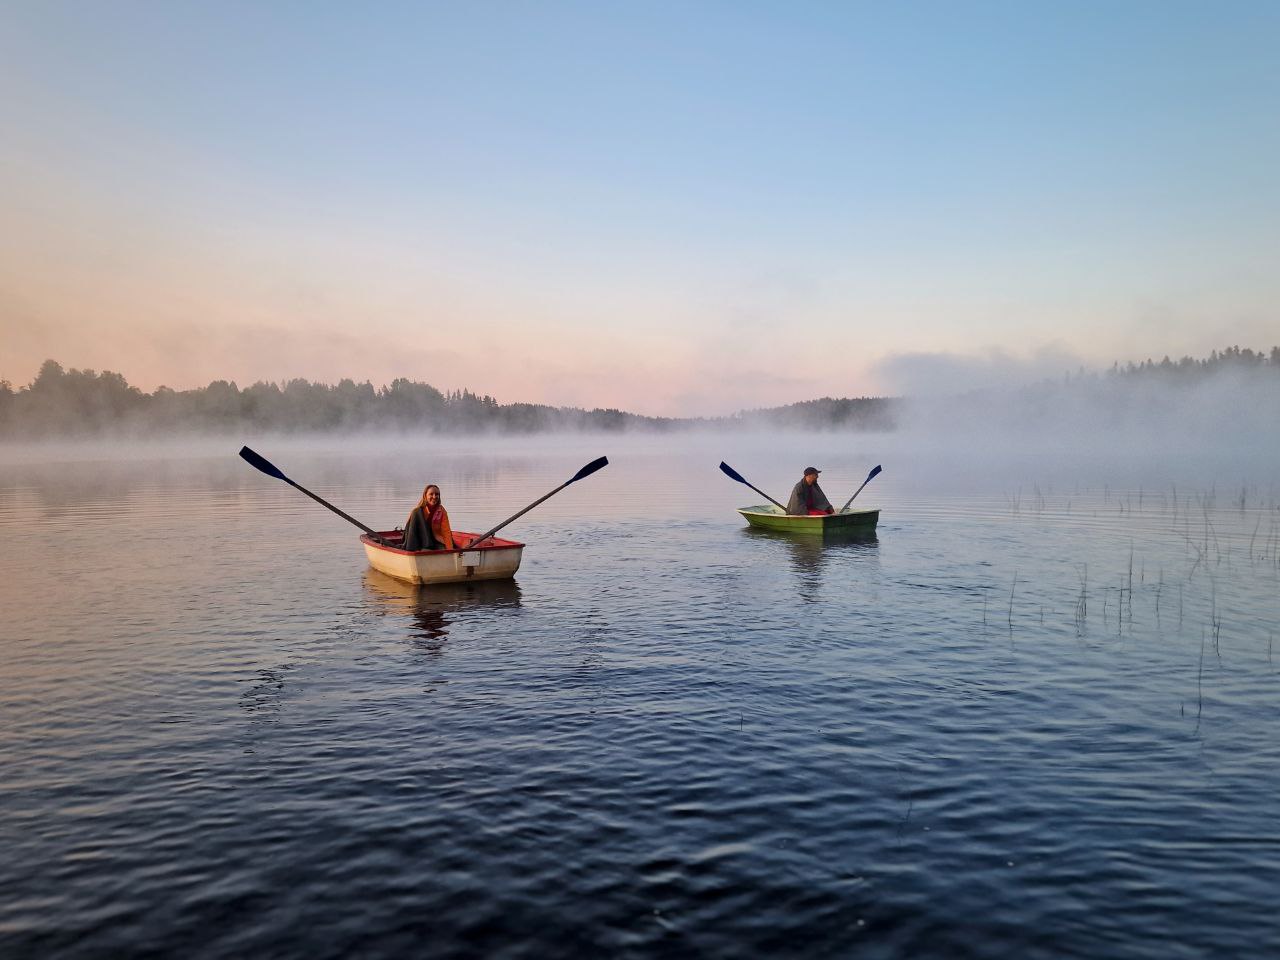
[719,461,747,485]
[840,464,883,512]
[476,456,611,543]
[239,445,287,482]
[569,456,609,484]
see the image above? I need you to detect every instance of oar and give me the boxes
[719,461,787,513]
[473,456,609,544]
[239,446,388,543]
[839,464,883,513]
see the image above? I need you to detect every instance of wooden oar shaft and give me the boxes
[719,462,787,512]
[285,477,383,539]
[839,480,871,513]
[240,446,385,541]
[473,483,566,544]
[840,465,882,513]
[745,481,787,513]
[471,456,608,545]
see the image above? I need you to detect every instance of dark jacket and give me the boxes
[786,479,833,515]
[403,505,454,551]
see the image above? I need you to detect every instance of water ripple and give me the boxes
[2,443,1279,957]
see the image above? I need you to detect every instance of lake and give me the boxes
[2,431,1278,958]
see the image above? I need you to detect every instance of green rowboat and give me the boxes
[737,504,880,535]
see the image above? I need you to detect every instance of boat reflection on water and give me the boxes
[362,568,523,649]
[742,526,879,595]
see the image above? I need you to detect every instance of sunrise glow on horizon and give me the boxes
[2,2,1278,417]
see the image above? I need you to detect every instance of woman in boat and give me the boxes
[786,466,834,515]
[402,483,455,551]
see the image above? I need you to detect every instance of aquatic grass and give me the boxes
[1026,488,1274,656]
[1125,543,1135,619]
[1200,493,1222,565]
[1261,516,1280,567]
[1074,564,1088,632]
[1187,538,1204,578]
[1210,576,1222,657]
[1005,488,1022,516]
[1197,630,1206,724]
[971,487,1278,715]
[1008,570,1017,628]
[1032,483,1046,513]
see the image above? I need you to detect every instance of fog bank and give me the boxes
[895,367,1280,449]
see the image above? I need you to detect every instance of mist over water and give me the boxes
[896,367,1280,455]
[2,423,1279,957]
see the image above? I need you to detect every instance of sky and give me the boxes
[2,1,1277,416]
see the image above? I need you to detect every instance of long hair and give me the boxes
[414,484,443,518]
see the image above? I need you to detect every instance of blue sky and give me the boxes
[2,1,1277,414]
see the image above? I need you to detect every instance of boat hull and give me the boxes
[737,505,879,535]
[361,530,524,585]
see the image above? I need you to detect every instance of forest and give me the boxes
[1,347,1274,438]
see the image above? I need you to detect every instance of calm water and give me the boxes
[2,433,1279,958]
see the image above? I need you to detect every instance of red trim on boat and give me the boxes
[361,530,525,556]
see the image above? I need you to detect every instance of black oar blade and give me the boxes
[474,456,610,543]
[569,456,609,484]
[719,461,747,485]
[239,445,287,482]
[867,464,883,481]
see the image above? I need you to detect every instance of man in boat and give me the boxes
[786,467,835,515]
[403,484,455,550]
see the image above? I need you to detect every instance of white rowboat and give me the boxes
[361,530,524,585]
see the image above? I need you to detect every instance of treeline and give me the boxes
[0,359,898,437]
[1095,345,1280,381]
[721,396,896,431]
[4,347,1271,438]
[0,360,680,437]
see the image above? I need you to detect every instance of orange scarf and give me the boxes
[407,495,454,550]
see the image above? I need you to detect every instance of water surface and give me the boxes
[2,434,1278,958]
